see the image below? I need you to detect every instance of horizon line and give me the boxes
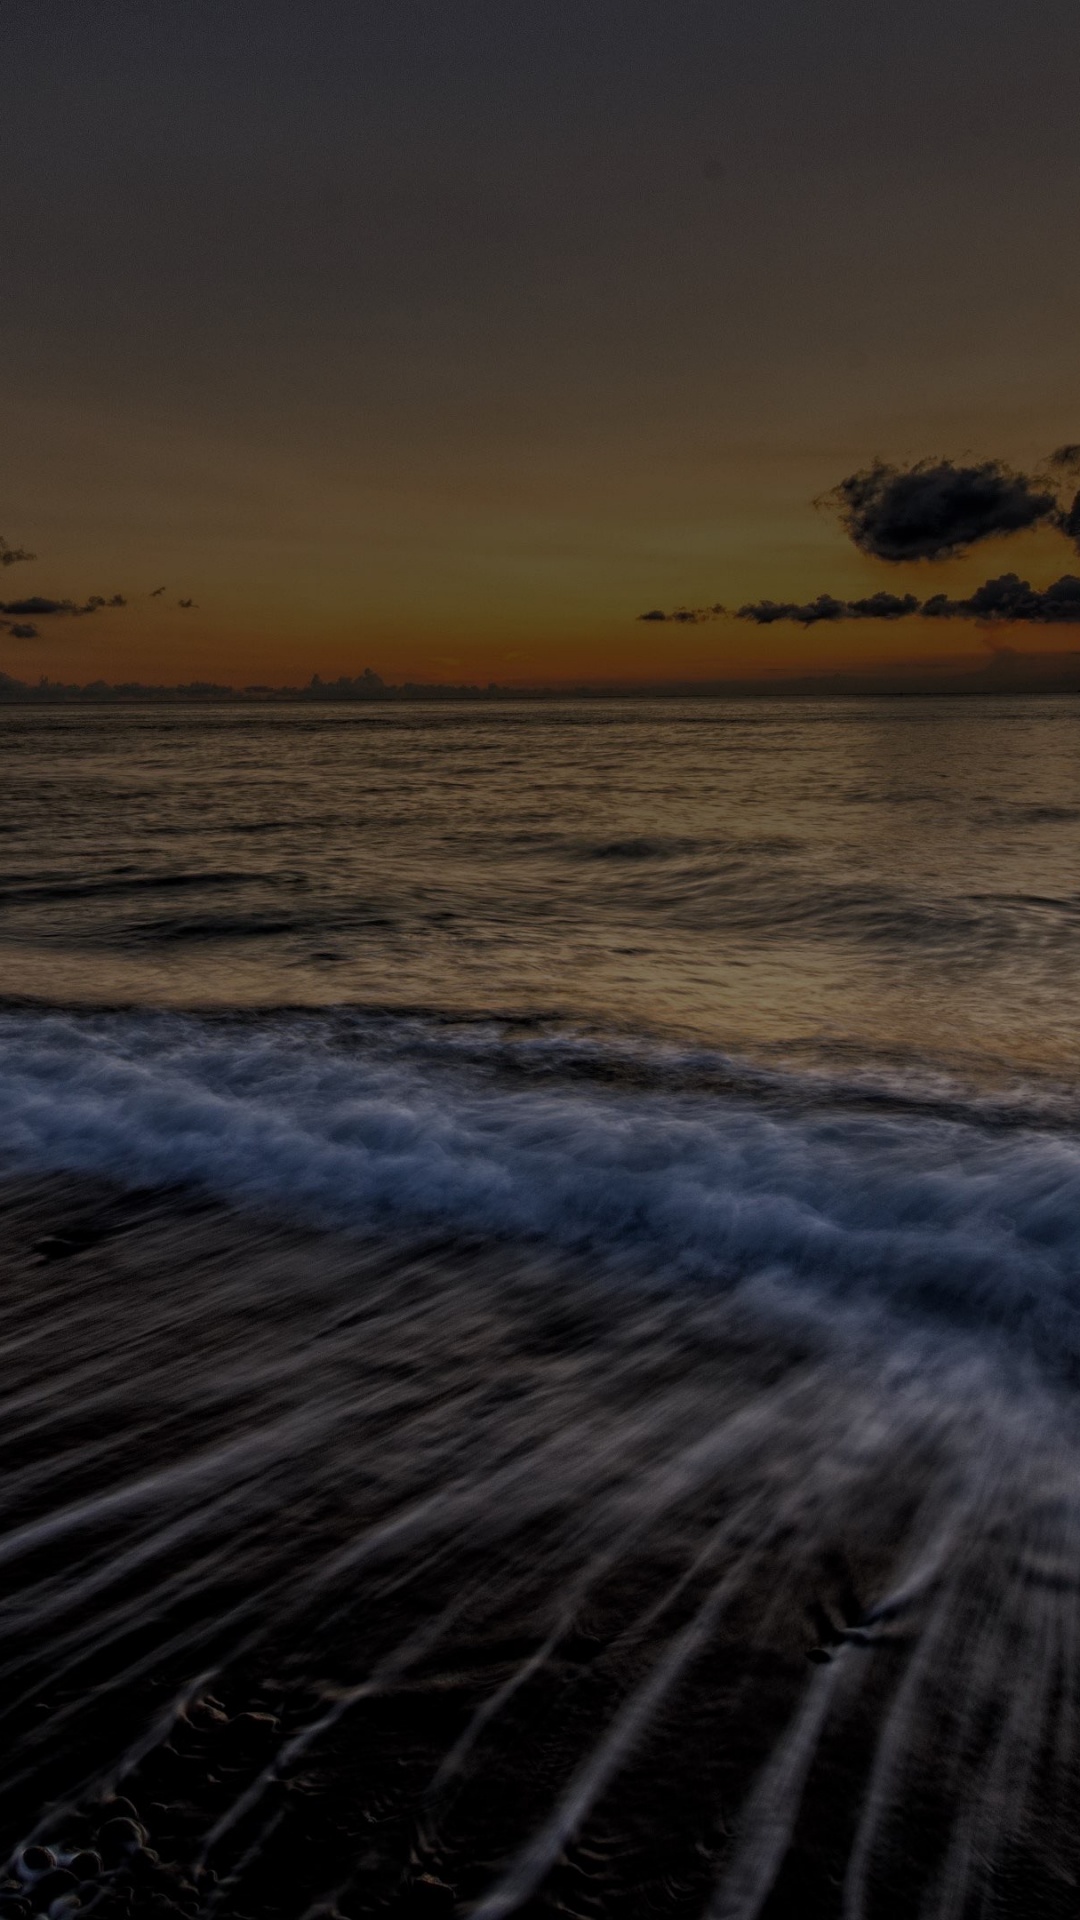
[7,656,1080,702]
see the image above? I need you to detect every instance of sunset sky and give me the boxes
[4,0,1080,686]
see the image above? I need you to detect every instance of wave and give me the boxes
[2,1006,1079,1376]
[0,869,257,905]
[4,842,1079,984]
[4,1005,1080,1913]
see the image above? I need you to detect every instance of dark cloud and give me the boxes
[0,568,185,644]
[845,592,921,619]
[0,597,73,616]
[733,574,1080,626]
[0,593,127,617]
[735,594,848,626]
[824,458,1062,562]
[635,603,725,624]
[735,590,920,626]
[644,445,1080,629]
[1062,494,1080,546]
[0,532,135,637]
[0,531,133,627]
[922,573,1080,622]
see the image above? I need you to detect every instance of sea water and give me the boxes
[3,698,1080,1916]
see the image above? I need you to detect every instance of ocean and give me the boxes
[6,696,1080,1066]
[3,697,1080,1918]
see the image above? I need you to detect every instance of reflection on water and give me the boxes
[3,697,1080,1073]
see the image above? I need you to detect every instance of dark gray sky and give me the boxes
[4,0,1079,681]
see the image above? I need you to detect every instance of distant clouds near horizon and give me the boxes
[738,574,1080,627]
[641,575,1080,629]
[641,453,1080,630]
[0,559,196,642]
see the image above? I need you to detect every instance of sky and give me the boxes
[3,0,1080,686]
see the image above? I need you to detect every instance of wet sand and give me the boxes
[0,1174,1075,1918]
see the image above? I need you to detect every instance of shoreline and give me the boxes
[1,1172,1075,1915]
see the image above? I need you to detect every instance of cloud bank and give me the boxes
[639,446,1080,630]
[638,603,725,624]
[737,575,1080,626]
[822,459,1075,563]
[735,591,921,626]
[0,591,128,641]
[0,534,194,641]
[0,593,127,639]
[642,576,1080,627]
[0,595,127,617]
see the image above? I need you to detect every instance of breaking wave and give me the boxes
[2,1004,1080,1373]
[3,1005,1080,1916]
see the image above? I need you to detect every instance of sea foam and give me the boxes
[1,1007,1079,1370]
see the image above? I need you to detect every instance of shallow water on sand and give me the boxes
[4,698,1080,1916]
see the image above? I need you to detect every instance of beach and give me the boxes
[7,0,1080,1902]
[3,699,1080,1914]
[2,1153,1079,1918]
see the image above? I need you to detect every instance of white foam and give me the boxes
[1,1008,1079,1363]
